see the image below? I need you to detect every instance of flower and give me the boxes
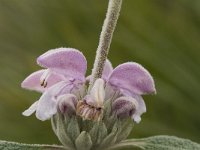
[21,47,155,123]
[106,62,156,123]
[21,48,87,121]
[78,62,156,123]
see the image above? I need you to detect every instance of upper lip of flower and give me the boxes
[21,47,156,122]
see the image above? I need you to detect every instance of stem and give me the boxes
[89,0,123,89]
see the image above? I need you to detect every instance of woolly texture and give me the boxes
[89,0,123,88]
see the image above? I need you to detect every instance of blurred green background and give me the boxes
[0,0,199,145]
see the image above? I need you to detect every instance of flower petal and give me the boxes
[108,62,156,95]
[104,84,119,101]
[22,101,38,116]
[131,94,146,123]
[37,48,87,81]
[88,78,105,107]
[35,79,85,121]
[119,90,147,123]
[58,94,77,115]
[112,96,138,119]
[35,81,68,121]
[35,93,57,121]
[86,59,113,82]
[21,69,64,93]
[102,59,113,80]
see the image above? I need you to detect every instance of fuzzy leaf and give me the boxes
[103,99,112,121]
[81,120,95,132]
[89,121,108,146]
[56,114,74,149]
[116,118,134,142]
[67,117,80,142]
[89,122,100,145]
[75,131,92,150]
[0,140,66,150]
[51,115,57,135]
[105,115,117,133]
[96,122,108,145]
[106,135,200,150]
[99,121,121,149]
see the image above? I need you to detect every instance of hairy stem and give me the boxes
[89,0,123,89]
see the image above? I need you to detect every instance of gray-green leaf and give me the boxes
[89,121,107,146]
[67,117,80,141]
[99,121,120,149]
[106,135,200,150]
[56,114,74,149]
[0,140,66,150]
[116,118,133,142]
[75,131,92,150]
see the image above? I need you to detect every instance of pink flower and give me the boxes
[21,48,155,123]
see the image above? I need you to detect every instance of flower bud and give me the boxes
[57,94,77,116]
[112,96,138,118]
[76,79,105,121]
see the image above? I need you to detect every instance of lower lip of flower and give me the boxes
[76,100,103,121]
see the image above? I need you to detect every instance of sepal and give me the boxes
[116,118,134,142]
[75,131,92,150]
[51,113,74,149]
[89,122,107,147]
[67,117,80,142]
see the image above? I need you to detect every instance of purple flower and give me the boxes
[21,48,155,123]
[22,48,87,120]
[105,62,156,123]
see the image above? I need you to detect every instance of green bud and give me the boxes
[75,131,92,150]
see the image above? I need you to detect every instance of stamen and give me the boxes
[76,100,103,121]
[40,69,51,88]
